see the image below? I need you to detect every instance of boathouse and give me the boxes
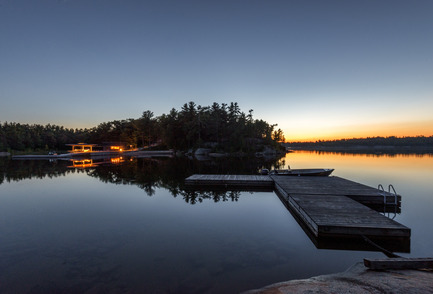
[66,143,99,153]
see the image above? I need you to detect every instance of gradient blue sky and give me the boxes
[1,0,432,141]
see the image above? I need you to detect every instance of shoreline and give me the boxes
[244,262,433,294]
[10,150,175,160]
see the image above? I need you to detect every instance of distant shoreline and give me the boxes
[289,145,433,153]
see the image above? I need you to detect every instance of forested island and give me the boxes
[0,102,285,155]
[286,136,433,152]
[3,101,432,155]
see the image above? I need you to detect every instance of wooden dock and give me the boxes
[288,194,408,237]
[185,174,274,189]
[272,176,400,206]
[185,174,410,239]
[364,257,433,270]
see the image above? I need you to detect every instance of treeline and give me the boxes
[287,136,433,149]
[0,123,88,151]
[0,102,285,153]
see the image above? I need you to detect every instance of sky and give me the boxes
[1,0,432,141]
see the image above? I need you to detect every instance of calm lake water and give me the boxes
[1,151,432,293]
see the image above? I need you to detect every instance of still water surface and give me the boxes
[0,151,432,293]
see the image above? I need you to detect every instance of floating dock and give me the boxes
[288,194,408,237]
[185,174,410,239]
[364,257,433,270]
[185,174,273,189]
[272,176,401,207]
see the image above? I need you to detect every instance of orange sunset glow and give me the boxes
[283,119,433,142]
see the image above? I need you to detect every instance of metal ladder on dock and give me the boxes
[378,184,398,219]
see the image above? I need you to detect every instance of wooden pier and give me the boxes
[288,194,408,237]
[364,257,433,270]
[272,176,401,207]
[185,174,410,240]
[185,174,274,190]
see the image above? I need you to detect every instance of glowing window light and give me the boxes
[110,157,124,164]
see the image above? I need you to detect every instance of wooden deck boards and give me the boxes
[185,174,274,188]
[289,194,410,237]
[364,257,433,270]
[272,176,378,195]
[272,176,400,205]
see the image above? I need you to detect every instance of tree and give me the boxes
[138,110,156,148]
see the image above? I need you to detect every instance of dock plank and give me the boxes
[272,176,400,205]
[288,194,410,237]
[272,176,395,196]
[185,174,274,189]
[364,258,433,270]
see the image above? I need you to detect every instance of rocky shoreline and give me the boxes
[244,262,433,294]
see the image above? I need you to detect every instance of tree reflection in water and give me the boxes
[180,190,241,204]
[0,154,283,204]
[0,158,74,185]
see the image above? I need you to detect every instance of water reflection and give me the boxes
[301,149,433,157]
[0,158,73,185]
[1,151,432,293]
[279,150,433,184]
[68,159,95,168]
[180,190,241,204]
[1,155,283,203]
[2,153,413,252]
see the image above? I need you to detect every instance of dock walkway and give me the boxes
[272,176,400,206]
[185,174,410,239]
[185,174,273,188]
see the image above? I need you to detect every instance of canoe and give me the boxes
[267,168,334,176]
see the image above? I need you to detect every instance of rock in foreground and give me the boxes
[244,262,433,294]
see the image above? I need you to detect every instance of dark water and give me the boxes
[0,151,432,293]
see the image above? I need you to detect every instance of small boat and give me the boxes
[269,168,334,176]
[260,168,270,175]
